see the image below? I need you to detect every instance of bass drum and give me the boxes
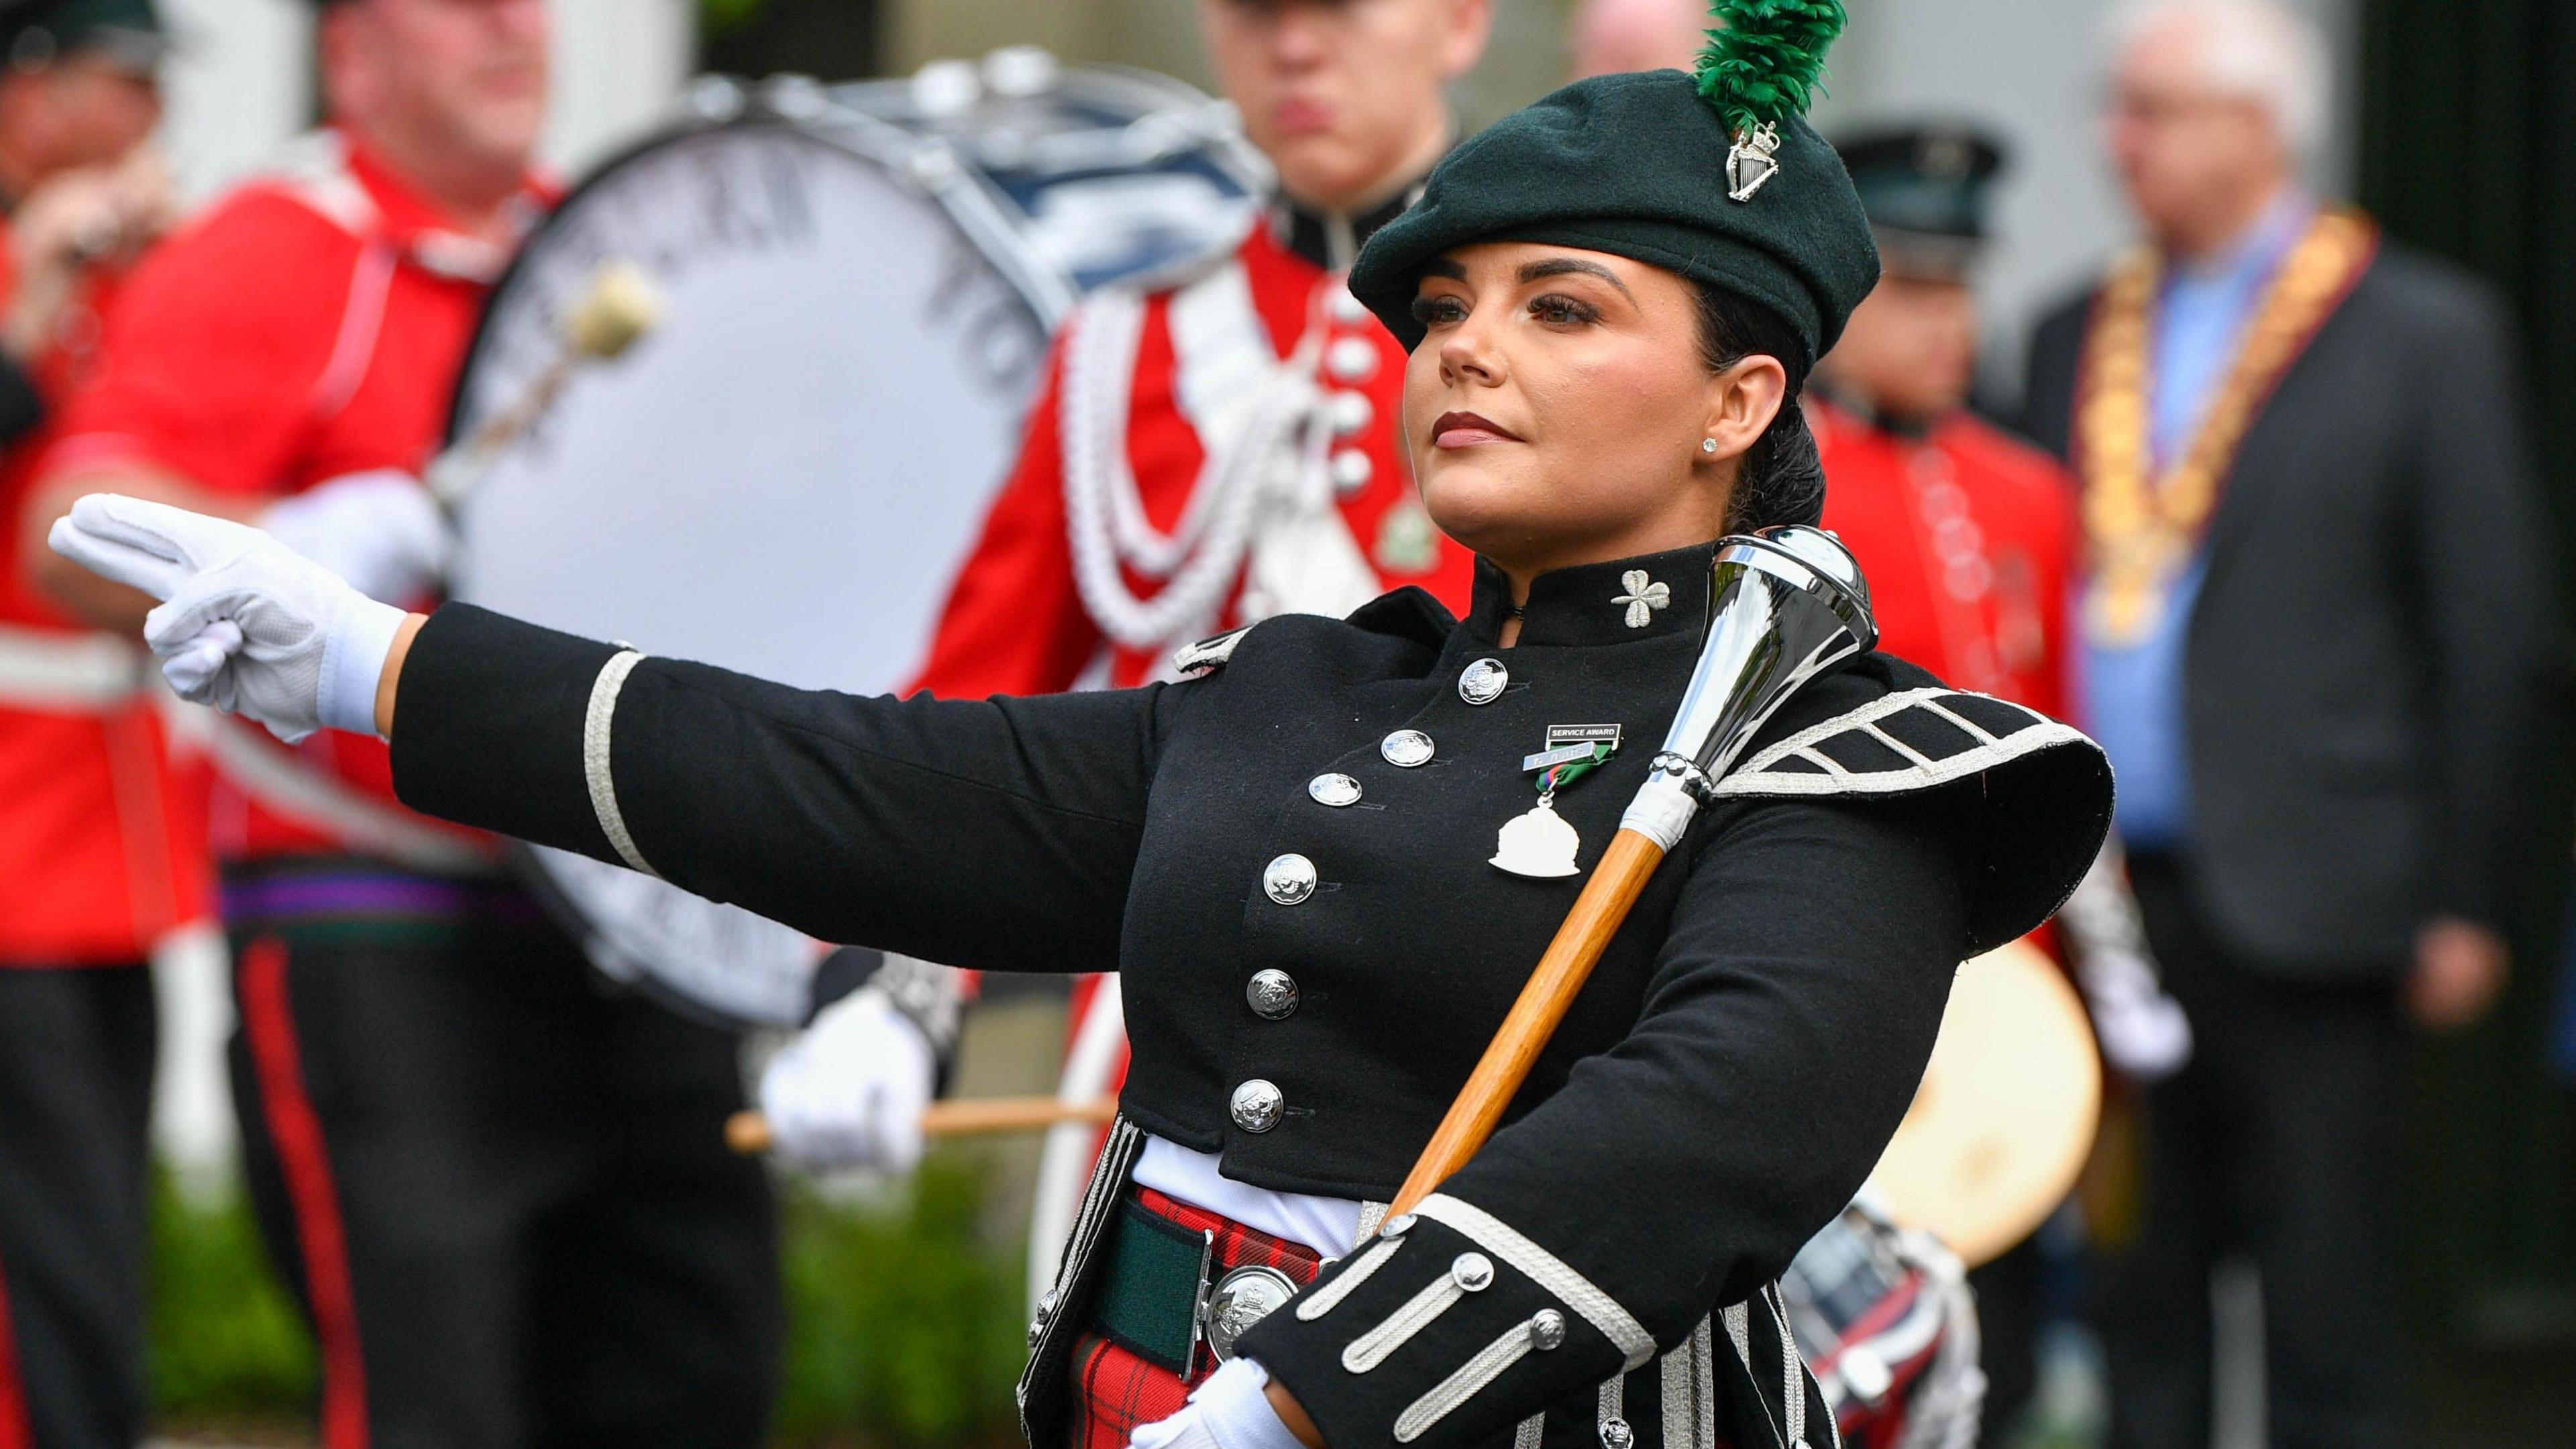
[447,60,1262,1026]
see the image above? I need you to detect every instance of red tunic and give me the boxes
[42,131,551,867]
[912,221,1472,698]
[0,227,211,963]
[1813,396,2076,718]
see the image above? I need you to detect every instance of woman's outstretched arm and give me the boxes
[51,493,1169,976]
[386,602,1172,974]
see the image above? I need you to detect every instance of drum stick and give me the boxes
[724,1096,1118,1155]
[427,258,666,508]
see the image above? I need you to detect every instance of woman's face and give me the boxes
[1402,241,1786,578]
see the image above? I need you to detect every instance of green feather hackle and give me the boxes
[1695,0,1847,139]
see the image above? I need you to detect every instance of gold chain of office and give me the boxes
[2076,208,2377,646]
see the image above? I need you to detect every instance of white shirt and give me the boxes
[1132,1134,1365,1256]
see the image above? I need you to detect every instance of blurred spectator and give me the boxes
[2022,3,2557,1446]
[29,3,779,1446]
[1812,123,2075,1436]
[1566,0,1703,78]
[0,3,180,1446]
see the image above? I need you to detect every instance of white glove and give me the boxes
[47,494,406,744]
[2057,843,2192,1081]
[1128,1358,1303,1449]
[757,987,936,1173]
[2078,947,2194,1081]
[258,470,451,606]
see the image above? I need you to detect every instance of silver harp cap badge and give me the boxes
[1726,122,1782,203]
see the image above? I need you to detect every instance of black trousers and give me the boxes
[0,963,155,1449]
[225,887,781,1449]
[2091,853,2406,1449]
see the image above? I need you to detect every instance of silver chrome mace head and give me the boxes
[1619,527,1876,849]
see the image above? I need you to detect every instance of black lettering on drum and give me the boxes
[924,233,1044,400]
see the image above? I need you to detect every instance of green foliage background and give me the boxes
[148,1156,1030,1448]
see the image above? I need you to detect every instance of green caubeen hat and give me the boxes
[1350,0,1877,368]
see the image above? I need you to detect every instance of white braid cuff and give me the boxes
[1413,1194,1656,1370]
[582,650,659,879]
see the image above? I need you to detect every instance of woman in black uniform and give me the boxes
[54,6,2110,1449]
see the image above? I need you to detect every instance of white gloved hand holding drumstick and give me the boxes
[48,493,404,743]
[757,987,937,1174]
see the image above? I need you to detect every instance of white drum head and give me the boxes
[450,120,1049,1025]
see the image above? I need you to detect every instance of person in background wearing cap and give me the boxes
[2023,4,2553,1445]
[22,3,779,1447]
[0,3,175,1445]
[755,0,1496,1196]
[1815,121,2198,1443]
[45,5,2118,1449]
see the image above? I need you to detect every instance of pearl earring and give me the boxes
[1699,437,1719,455]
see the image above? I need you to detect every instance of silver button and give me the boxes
[1308,772,1362,807]
[1451,1252,1495,1291]
[1601,1419,1635,1449]
[1327,335,1380,382]
[1529,1309,1568,1350]
[1381,730,1434,767]
[1329,448,1374,495]
[1458,657,1509,705]
[1380,1213,1417,1238]
[1327,390,1374,435]
[1246,968,1299,1020]
[1263,853,1317,905]
[1328,286,1371,323]
[1230,1078,1285,1132]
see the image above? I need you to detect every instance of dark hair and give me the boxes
[1693,282,1826,533]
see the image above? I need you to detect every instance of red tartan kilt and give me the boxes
[1065,1187,1327,1449]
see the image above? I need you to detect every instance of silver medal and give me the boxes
[1490,796,1582,878]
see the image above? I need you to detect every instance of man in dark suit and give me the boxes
[2023,3,2557,1447]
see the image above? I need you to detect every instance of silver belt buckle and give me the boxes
[1199,1265,1299,1364]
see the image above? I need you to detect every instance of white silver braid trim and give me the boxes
[1295,1237,1401,1322]
[1353,1199,1393,1246]
[1597,1370,1632,1449]
[1762,1286,1807,1449]
[1513,1415,1546,1449]
[1171,627,1251,678]
[582,650,660,879]
[1711,688,2090,801]
[1341,1260,1479,1372]
[1391,1314,1562,1444]
[1663,1316,1725,1449]
[1413,1195,1655,1370]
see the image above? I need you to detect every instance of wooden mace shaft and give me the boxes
[1387,827,1671,1217]
[725,1095,1118,1155]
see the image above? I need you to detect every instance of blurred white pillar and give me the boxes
[158,0,312,203]
[543,0,696,175]
[156,0,694,206]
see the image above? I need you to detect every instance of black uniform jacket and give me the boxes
[388,541,2111,1449]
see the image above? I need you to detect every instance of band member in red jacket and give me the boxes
[1812,123,2186,1439]
[28,5,777,1446]
[1812,125,2072,717]
[757,0,1497,1189]
[0,5,177,1445]
[911,0,1491,698]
